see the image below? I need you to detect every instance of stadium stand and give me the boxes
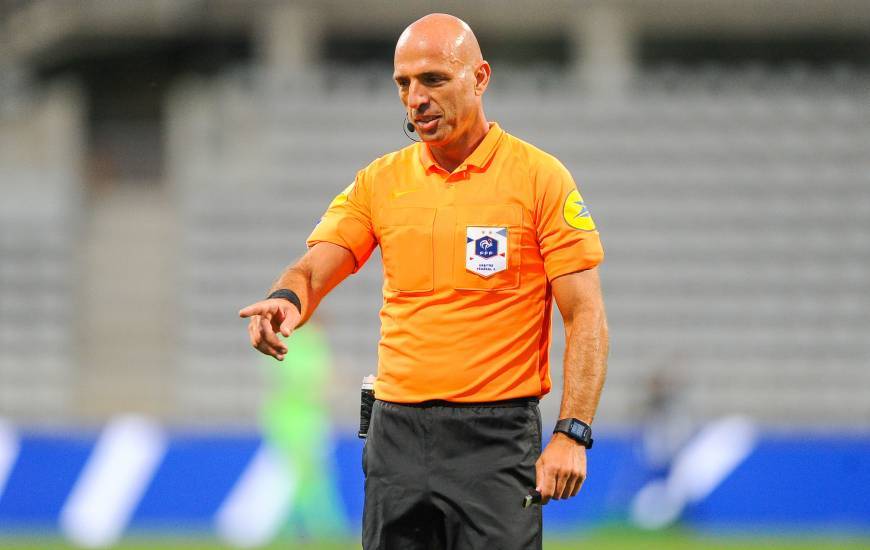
[0,80,83,424]
[166,65,870,427]
[3,3,870,544]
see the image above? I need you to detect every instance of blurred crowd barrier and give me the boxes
[0,417,868,546]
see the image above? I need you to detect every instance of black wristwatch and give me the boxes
[553,418,594,449]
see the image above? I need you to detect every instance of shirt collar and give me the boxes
[418,122,504,174]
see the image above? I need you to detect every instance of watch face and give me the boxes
[555,419,592,447]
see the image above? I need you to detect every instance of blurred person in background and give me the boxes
[260,324,345,539]
[640,363,694,478]
[240,13,608,550]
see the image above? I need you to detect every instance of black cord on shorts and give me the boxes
[267,289,302,314]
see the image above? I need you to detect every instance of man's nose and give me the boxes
[407,81,429,110]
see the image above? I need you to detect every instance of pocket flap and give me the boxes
[381,206,437,226]
[455,204,522,227]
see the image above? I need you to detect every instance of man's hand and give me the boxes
[238,299,301,361]
[238,243,356,361]
[534,433,587,504]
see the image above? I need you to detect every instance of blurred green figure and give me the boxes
[260,324,346,539]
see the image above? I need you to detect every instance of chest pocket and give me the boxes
[454,204,522,291]
[379,207,436,293]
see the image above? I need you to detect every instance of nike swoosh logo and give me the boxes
[391,189,421,199]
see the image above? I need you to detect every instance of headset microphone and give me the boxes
[403,116,420,142]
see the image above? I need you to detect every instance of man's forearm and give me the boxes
[267,242,356,327]
[559,310,609,424]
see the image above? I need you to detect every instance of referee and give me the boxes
[240,13,608,550]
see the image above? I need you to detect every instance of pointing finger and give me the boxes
[239,304,261,318]
[239,300,279,319]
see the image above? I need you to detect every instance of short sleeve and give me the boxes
[535,158,604,280]
[306,172,377,272]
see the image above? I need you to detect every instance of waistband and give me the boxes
[378,396,539,408]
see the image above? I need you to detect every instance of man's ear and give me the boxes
[474,61,491,96]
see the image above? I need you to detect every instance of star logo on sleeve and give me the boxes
[562,189,597,231]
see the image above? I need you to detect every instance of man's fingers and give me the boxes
[239,299,284,319]
[278,312,297,338]
[258,342,283,360]
[535,461,556,505]
[552,471,569,501]
[247,317,260,347]
[239,303,265,318]
[249,317,276,355]
[560,471,578,500]
[247,316,285,360]
[540,477,555,505]
[242,303,294,361]
[278,302,302,337]
[544,468,582,501]
[260,317,287,357]
[570,450,587,498]
[259,317,287,355]
[569,475,585,498]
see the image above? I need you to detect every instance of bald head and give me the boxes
[395,13,483,73]
[393,13,491,156]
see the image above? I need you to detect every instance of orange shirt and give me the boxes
[307,123,603,403]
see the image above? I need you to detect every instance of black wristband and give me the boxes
[266,289,302,314]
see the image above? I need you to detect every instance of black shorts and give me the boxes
[362,398,543,550]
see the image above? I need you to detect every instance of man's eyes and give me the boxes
[395,76,446,88]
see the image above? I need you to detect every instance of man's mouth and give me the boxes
[414,115,441,132]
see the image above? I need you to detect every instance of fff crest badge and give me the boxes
[466,226,508,278]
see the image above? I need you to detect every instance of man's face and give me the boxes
[393,45,479,146]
